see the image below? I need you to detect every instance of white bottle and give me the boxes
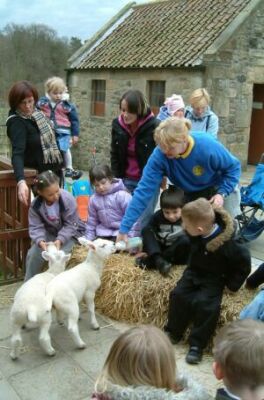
[115,237,142,251]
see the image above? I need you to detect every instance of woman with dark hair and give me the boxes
[111,89,159,194]
[6,80,63,206]
[111,90,159,227]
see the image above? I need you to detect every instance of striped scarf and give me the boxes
[31,110,63,164]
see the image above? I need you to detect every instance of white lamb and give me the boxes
[10,243,71,360]
[46,238,116,349]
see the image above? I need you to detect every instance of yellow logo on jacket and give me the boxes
[192,165,204,176]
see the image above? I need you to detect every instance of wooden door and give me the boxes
[248,84,264,164]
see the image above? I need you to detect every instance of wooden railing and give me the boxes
[0,157,36,284]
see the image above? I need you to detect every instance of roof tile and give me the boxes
[75,0,253,69]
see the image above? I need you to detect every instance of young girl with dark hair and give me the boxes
[85,164,139,241]
[25,170,85,281]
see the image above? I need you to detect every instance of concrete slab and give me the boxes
[8,357,94,400]
[0,377,20,400]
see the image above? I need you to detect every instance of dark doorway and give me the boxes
[248,84,264,164]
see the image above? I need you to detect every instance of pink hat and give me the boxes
[164,94,185,116]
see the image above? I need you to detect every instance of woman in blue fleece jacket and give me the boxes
[117,117,241,240]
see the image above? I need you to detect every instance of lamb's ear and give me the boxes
[78,237,96,250]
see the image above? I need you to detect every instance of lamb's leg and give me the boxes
[84,290,99,330]
[67,302,86,349]
[10,322,23,360]
[38,313,56,356]
[56,309,65,325]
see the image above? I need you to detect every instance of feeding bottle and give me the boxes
[115,237,142,251]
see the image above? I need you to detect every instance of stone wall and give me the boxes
[204,1,264,168]
[67,69,204,170]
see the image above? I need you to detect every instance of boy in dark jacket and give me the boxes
[213,319,264,400]
[165,198,251,364]
[135,186,189,276]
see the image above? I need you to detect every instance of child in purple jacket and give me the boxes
[25,170,85,281]
[85,164,139,241]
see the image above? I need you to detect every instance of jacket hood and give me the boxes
[117,108,154,133]
[103,178,127,195]
[185,105,212,119]
[206,208,235,252]
[93,373,212,400]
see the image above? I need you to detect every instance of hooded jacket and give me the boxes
[110,110,158,179]
[29,189,86,245]
[185,105,218,139]
[186,208,251,291]
[85,179,139,240]
[91,373,212,400]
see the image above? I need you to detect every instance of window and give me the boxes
[148,81,165,115]
[91,80,106,116]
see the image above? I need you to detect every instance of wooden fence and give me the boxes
[0,157,36,284]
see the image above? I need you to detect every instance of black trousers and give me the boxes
[166,269,224,348]
[141,226,189,267]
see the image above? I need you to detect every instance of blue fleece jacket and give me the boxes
[120,132,241,234]
[185,105,218,139]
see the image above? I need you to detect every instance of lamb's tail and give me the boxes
[27,305,38,323]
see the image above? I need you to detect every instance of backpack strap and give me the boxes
[205,115,211,131]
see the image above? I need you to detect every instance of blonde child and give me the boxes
[213,319,264,400]
[184,88,219,138]
[92,325,212,399]
[165,198,251,364]
[25,170,85,281]
[37,76,82,180]
[85,164,139,241]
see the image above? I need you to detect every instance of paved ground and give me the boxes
[0,166,264,399]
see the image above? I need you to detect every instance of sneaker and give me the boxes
[65,168,83,180]
[185,346,203,364]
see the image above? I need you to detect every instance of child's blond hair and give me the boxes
[181,198,215,230]
[213,319,264,389]
[95,325,178,393]
[189,88,210,108]
[154,117,191,148]
[45,76,66,94]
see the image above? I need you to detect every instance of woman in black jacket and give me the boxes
[111,90,159,228]
[111,90,159,194]
[6,80,63,206]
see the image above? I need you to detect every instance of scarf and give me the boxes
[16,109,63,164]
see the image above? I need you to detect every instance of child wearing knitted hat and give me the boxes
[157,94,185,121]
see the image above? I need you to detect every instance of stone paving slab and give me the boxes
[0,307,120,400]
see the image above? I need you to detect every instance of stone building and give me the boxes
[67,0,264,170]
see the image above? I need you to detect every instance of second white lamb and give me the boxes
[46,238,116,349]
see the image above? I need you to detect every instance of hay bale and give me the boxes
[68,245,258,331]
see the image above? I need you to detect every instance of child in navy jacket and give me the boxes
[165,198,251,364]
[136,186,189,276]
